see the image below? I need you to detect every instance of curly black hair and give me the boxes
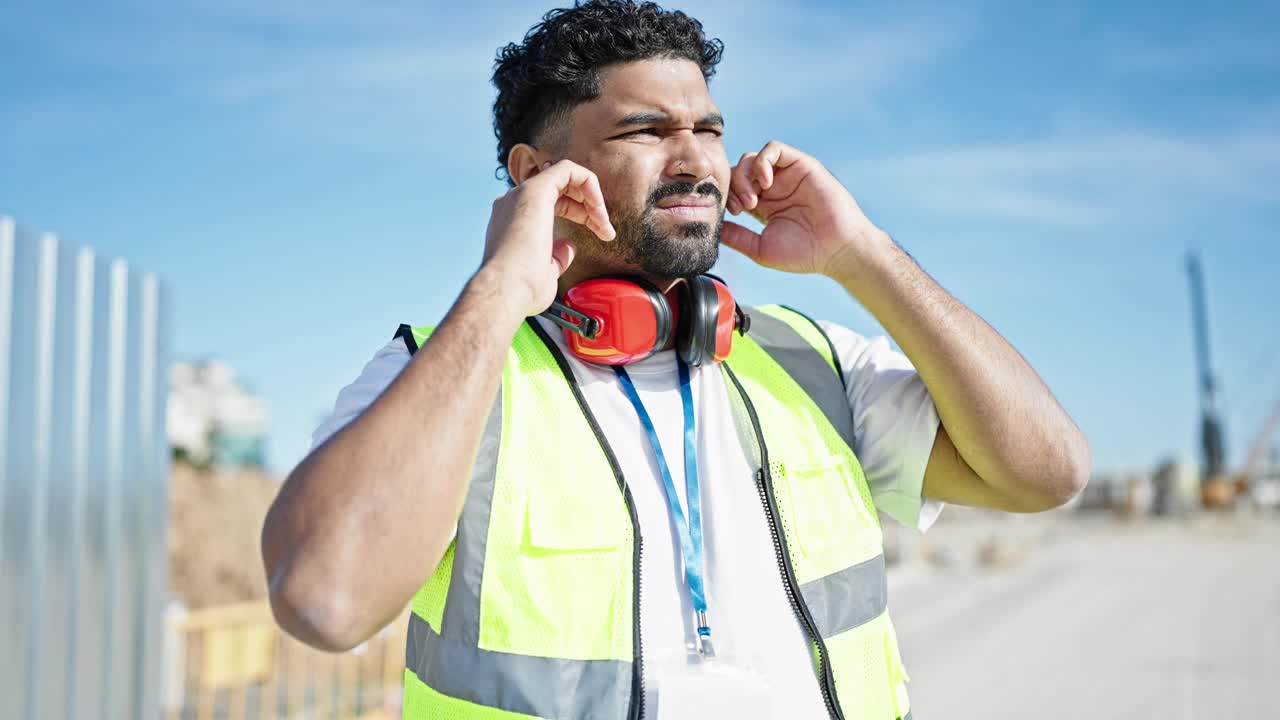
[491,0,725,184]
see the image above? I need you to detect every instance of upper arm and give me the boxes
[820,320,1065,516]
[922,425,1046,512]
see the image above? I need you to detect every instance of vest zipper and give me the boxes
[723,363,845,720]
[527,320,646,720]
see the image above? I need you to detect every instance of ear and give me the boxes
[506,143,554,186]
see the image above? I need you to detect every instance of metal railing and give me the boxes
[165,602,407,720]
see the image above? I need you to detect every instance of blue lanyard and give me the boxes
[614,359,715,658]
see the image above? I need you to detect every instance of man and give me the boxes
[261,2,1090,718]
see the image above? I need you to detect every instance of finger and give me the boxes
[726,192,741,215]
[558,171,614,240]
[747,137,798,185]
[731,153,757,196]
[539,160,602,204]
[720,220,763,261]
[753,145,774,190]
[554,196,590,226]
[554,195,614,241]
[550,238,576,277]
[539,160,615,240]
[731,152,760,209]
[554,196,613,243]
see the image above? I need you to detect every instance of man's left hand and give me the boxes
[723,140,885,276]
[724,145,1090,514]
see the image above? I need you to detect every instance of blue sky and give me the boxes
[3,0,1278,476]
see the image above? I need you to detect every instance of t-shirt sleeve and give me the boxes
[309,336,460,543]
[310,337,413,452]
[817,320,943,532]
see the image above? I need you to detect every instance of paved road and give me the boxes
[889,513,1280,719]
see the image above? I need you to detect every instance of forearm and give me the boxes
[829,233,1090,509]
[262,267,525,650]
[718,139,1088,508]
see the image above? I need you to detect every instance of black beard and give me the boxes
[603,181,723,278]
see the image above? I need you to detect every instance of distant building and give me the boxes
[1151,456,1199,516]
[1251,447,1280,509]
[168,359,269,469]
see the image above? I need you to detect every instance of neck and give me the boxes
[557,259,681,295]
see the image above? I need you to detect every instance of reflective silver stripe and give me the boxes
[396,324,498,645]
[407,613,632,719]
[439,390,502,646]
[799,553,888,638]
[902,711,913,720]
[746,307,857,449]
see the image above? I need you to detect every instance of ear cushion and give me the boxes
[637,276,675,358]
[709,278,740,362]
[678,275,723,366]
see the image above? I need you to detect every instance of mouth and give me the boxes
[654,194,719,220]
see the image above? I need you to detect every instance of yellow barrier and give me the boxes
[166,601,407,720]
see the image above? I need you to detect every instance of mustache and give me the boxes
[647,181,723,208]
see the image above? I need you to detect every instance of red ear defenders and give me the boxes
[541,275,751,366]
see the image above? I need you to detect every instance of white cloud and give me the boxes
[5,2,508,150]
[178,0,430,32]
[6,1,979,153]
[705,2,979,120]
[203,42,496,117]
[1103,25,1280,75]
[0,96,127,145]
[181,1,983,152]
[854,129,1280,225]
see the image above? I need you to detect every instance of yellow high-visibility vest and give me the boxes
[397,305,913,720]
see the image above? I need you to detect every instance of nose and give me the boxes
[664,133,715,184]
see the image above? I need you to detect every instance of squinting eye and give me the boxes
[627,128,661,137]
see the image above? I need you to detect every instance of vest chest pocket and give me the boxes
[502,479,631,659]
[777,454,878,559]
[524,479,628,553]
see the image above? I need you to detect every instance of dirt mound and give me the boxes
[168,462,282,609]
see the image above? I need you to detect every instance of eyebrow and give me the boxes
[614,111,725,129]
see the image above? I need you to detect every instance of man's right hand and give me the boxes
[265,160,616,653]
[481,159,616,318]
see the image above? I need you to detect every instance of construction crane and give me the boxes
[1188,253,1280,507]
[1235,394,1280,502]
[1186,253,1233,506]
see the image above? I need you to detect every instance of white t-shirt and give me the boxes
[311,317,942,719]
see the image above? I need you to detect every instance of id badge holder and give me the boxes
[655,656,774,720]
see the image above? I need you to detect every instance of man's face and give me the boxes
[558,57,730,280]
